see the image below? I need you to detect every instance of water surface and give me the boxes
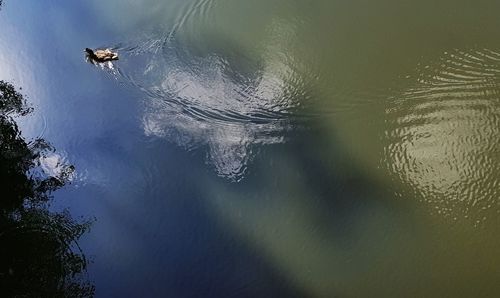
[1,0,500,297]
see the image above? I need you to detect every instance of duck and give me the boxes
[85,48,119,63]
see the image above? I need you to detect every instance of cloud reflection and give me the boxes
[384,48,500,221]
[112,21,300,181]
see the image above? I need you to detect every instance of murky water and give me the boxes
[1,0,500,297]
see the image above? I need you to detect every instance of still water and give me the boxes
[1,0,500,296]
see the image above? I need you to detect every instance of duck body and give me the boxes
[85,48,119,63]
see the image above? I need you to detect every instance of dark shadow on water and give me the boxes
[0,80,94,297]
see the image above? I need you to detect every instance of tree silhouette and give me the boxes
[0,80,94,297]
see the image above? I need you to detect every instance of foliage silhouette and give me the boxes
[0,80,94,297]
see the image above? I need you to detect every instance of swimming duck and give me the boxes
[85,48,119,63]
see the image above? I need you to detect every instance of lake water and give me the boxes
[1,0,500,297]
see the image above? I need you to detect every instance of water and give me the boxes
[1,0,500,297]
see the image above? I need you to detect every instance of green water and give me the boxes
[177,1,500,296]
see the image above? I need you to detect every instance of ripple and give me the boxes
[172,0,216,35]
[96,22,303,181]
[384,48,500,222]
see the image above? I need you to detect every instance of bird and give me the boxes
[85,48,119,63]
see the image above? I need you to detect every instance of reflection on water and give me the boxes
[99,29,302,180]
[384,48,500,221]
[0,80,93,296]
[82,0,314,181]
